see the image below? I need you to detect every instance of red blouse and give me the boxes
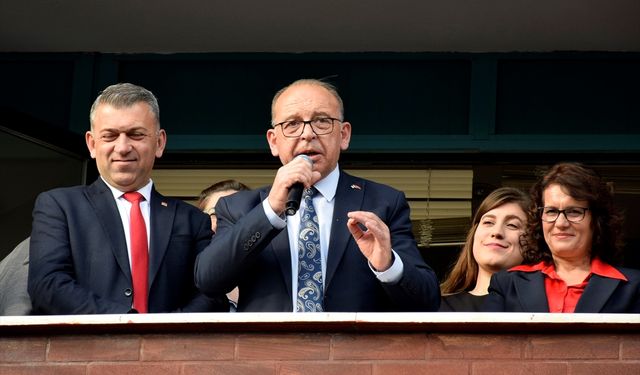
[510,258,627,313]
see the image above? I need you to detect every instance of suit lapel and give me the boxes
[85,179,131,281]
[575,274,620,313]
[326,172,364,289]
[148,188,175,288]
[513,271,549,312]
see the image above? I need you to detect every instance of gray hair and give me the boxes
[89,83,160,129]
[271,79,344,125]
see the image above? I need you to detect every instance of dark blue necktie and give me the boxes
[296,187,323,312]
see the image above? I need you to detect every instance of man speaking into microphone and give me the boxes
[195,79,440,312]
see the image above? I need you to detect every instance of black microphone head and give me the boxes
[284,155,313,216]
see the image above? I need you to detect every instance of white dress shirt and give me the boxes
[102,177,153,270]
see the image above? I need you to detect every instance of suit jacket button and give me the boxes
[255,232,261,238]
[124,288,133,297]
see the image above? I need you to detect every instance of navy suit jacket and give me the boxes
[28,178,228,314]
[484,266,640,313]
[195,171,440,312]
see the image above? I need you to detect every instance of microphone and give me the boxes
[285,155,312,216]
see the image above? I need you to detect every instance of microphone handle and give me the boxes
[285,182,305,216]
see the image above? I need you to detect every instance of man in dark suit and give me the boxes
[28,83,228,314]
[195,79,440,312]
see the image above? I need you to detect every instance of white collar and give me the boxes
[101,177,153,202]
[313,164,339,202]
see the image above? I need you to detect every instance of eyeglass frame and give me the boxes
[538,206,590,223]
[272,117,342,138]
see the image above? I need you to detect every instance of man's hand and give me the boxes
[346,211,393,272]
[267,156,320,215]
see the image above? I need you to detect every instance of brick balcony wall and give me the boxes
[1,313,639,374]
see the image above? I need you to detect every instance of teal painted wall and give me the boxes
[2,52,639,155]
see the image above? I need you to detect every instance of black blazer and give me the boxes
[28,178,228,314]
[484,266,640,313]
[195,171,440,312]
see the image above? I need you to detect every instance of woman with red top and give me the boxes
[484,162,640,313]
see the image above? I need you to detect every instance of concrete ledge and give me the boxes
[2,312,639,335]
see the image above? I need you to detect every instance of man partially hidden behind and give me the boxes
[195,79,440,312]
[28,83,228,314]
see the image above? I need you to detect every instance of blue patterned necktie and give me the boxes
[296,187,323,312]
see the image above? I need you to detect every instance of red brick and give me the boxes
[48,335,140,361]
[569,362,640,375]
[374,361,468,375]
[473,361,567,375]
[87,362,181,375]
[527,334,619,359]
[0,364,86,375]
[332,334,425,360]
[237,333,330,360]
[183,362,276,375]
[142,334,235,361]
[0,338,47,362]
[621,335,640,359]
[280,362,371,375]
[426,334,523,359]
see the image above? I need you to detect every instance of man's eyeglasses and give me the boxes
[273,117,341,138]
[539,207,589,223]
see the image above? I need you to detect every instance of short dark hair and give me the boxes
[197,179,250,210]
[524,162,624,265]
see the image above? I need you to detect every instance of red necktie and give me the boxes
[123,192,149,313]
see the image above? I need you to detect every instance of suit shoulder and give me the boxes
[154,194,202,214]
[219,188,264,208]
[617,267,640,282]
[39,184,86,197]
[493,268,512,280]
[159,195,192,207]
[342,171,404,197]
[35,185,90,206]
[364,178,403,195]
[492,268,525,284]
